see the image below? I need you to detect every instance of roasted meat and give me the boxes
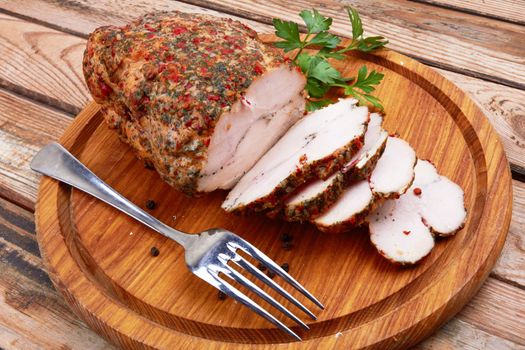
[83,12,306,195]
[222,98,369,213]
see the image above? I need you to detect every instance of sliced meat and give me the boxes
[222,99,369,213]
[368,197,435,265]
[83,11,306,195]
[312,136,416,232]
[369,137,416,198]
[343,113,388,181]
[315,180,374,233]
[367,159,467,264]
[280,113,386,222]
[279,172,345,221]
[413,160,467,236]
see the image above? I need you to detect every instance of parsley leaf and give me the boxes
[299,9,332,33]
[273,18,301,52]
[308,57,341,84]
[272,7,388,111]
[308,31,341,48]
[345,66,385,110]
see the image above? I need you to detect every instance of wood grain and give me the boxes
[413,0,525,26]
[181,0,525,89]
[0,88,71,210]
[436,69,525,176]
[416,319,523,350]
[0,188,521,349]
[0,197,114,349]
[3,0,524,88]
[0,13,88,114]
[457,278,525,344]
[0,3,521,348]
[0,7,523,174]
[34,39,513,348]
[493,180,525,286]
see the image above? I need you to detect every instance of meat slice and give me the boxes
[367,159,467,264]
[83,11,306,195]
[369,137,417,198]
[279,113,386,221]
[368,197,435,265]
[222,99,369,213]
[313,136,416,233]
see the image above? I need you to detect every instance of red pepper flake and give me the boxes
[144,23,156,32]
[168,72,179,82]
[299,154,308,165]
[176,42,186,48]
[403,230,411,235]
[146,33,155,39]
[98,81,113,97]
[200,67,208,75]
[208,94,220,101]
[204,138,210,147]
[192,37,201,45]
[172,27,188,35]
[413,187,422,196]
[254,62,264,75]
[221,48,234,55]
[241,96,251,106]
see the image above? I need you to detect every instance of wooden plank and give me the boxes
[0,13,87,114]
[1,0,525,86]
[177,0,525,89]
[0,88,71,210]
[437,69,525,176]
[413,0,525,26]
[456,278,525,345]
[0,0,270,36]
[0,198,113,349]
[0,5,523,175]
[416,318,524,350]
[492,180,525,286]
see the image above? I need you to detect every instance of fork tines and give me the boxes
[205,238,324,341]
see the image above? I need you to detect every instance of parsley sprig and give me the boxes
[273,7,388,111]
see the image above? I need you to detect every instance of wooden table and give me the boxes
[0,1,523,348]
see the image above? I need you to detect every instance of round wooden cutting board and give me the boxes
[35,35,512,349]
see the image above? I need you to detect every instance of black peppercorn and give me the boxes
[218,291,227,300]
[145,199,156,210]
[150,246,160,257]
[257,263,267,271]
[280,232,293,242]
[267,270,276,279]
[280,263,289,272]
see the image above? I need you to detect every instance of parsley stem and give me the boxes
[292,33,311,62]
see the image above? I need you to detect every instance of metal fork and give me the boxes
[30,142,323,340]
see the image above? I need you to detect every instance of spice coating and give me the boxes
[83,11,291,195]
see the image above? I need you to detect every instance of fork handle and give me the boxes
[31,142,195,248]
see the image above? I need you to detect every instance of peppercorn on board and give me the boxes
[34,36,512,349]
